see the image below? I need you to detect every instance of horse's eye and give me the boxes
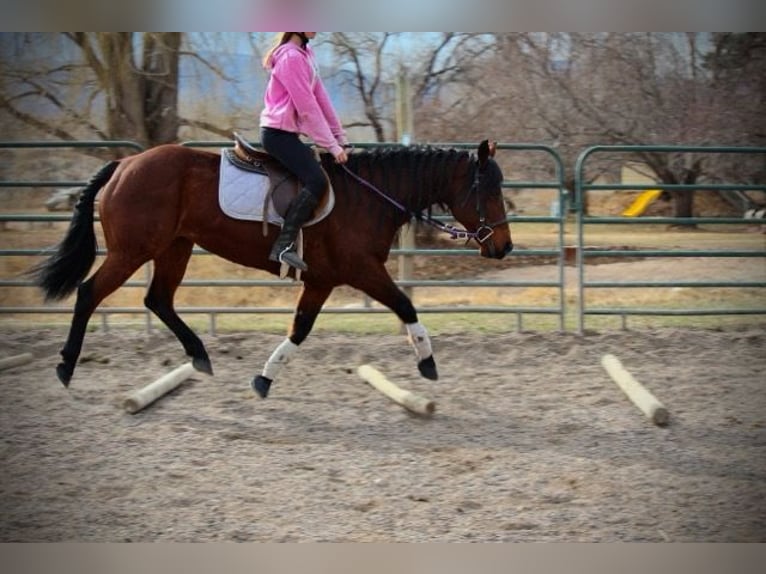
[481,180,501,197]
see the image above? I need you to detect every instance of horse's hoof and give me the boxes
[418,356,439,381]
[55,363,72,388]
[251,375,272,398]
[192,356,214,376]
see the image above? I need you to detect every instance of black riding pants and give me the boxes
[260,127,326,200]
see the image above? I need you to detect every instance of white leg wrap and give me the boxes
[262,338,299,380]
[405,322,432,360]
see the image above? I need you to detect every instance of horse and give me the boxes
[31,139,513,398]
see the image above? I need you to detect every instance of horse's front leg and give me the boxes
[405,321,438,381]
[349,267,438,381]
[251,283,332,398]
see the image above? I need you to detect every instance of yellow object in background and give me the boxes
[622,189,662,217]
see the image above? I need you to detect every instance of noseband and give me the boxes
[341,161,506,246]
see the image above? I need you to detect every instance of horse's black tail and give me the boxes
[28,160,120,301]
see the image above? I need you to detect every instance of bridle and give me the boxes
[457,161,508,245]
[340,159,506,246]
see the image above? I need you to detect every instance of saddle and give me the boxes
[226,132,331,231]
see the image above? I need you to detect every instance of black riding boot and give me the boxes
[269,189,319,271]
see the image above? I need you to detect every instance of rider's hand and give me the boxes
[334,149,348,164]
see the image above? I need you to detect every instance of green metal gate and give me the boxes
[574,145,766,332]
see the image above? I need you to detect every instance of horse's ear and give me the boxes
[478,140,490,166]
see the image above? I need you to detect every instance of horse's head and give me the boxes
[448,140,513,259]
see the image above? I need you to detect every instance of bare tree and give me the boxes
[701,33,766,194]
[70,33,182,148]
[483,33,765,219]
[0,33,239,155]
[324,33,394,142]
[325,33,494,143]
[4,31,761,210]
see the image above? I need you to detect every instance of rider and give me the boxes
[259,32,349,271]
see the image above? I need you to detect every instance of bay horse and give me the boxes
[31,140,513,397]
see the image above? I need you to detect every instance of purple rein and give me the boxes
[340,164,492,244]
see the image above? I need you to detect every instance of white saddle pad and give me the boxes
[218,153,333,225]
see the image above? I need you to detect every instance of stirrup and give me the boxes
[272,243,307,271]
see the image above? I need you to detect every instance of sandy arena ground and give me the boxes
[1,322,764,542]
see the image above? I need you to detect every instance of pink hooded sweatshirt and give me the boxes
[259,42,347,157]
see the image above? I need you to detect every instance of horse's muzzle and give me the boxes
[484,240,513,260]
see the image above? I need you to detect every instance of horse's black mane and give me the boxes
[321,146,473,222]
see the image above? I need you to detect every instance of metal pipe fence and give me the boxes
[1,140,567,332]
[574,144,766,332]
[5,141,763,333]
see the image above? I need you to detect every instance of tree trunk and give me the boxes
[143,33,181,145]
[672,189,695,219]
[98,33,149,149]
[650,155,701,227]
[670,163,701,227]
[81,33,182,151]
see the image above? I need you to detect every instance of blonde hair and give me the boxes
[262,33,299,69]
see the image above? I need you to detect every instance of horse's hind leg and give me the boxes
[251,283,332,398]
[144,238,212,375]
[57,254,146,386]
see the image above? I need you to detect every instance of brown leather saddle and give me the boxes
[226,132,331,222]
